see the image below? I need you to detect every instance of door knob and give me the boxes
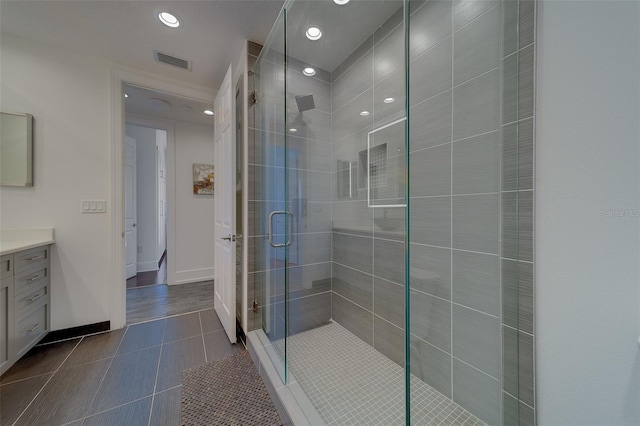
[221,234,235,242]
[132,223,137,227]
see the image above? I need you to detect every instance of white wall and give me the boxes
[173,121,215,284]
[1,33,216,330]
[0,34,112,330]
[125,123,158,272]
[536,1,640,424]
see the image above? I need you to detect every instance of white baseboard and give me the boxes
[137,261,159,273]
[171,267,214,285]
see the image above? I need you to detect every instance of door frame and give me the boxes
[109,68,215,330]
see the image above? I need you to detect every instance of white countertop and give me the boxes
[0,228,55,256]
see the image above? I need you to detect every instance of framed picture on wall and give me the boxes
[193,163,214,195]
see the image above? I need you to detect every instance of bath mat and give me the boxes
[181,351,282,426]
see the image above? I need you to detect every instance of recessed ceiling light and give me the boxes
[384,97,395,103]
[334,0,350,4]
[306,27,322,41]
[124,93,129,98]
[360,111,370,116]
[158,11,180,28]
[289,128,298,133]
[303,67,316,76]
[204,109,214,116]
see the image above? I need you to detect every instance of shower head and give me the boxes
[295,94,316,113]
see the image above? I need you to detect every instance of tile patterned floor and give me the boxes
[273,322,486,426]
[0,309,244,426]
[126,280,215,325]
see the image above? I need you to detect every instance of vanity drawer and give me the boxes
[14,266,48,296]
[15,302,48,358]
[14,246,49,275]
[0,255,13,279]
[15,282,48,317]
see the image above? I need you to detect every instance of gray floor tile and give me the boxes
[62,329,125,369]
[117,319,165,355]
[199,308,223,334]
[0,338,80,384]
[149,386,182,426]
[15,358,111,425]
[83,397,152,426]
[203,330,245,363]
[0,373,52,425]
[155,336,205,392]
[89,346,161,414]
[163,312,202,343]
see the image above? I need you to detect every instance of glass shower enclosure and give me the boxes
[248,0,534,424]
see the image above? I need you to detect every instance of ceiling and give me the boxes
[0,0,285,90]
[285,0,402,72]
[124,84,215,127]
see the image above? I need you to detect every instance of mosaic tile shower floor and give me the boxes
[273,322,486,426]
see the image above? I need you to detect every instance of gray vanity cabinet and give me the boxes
[0,246,51,376]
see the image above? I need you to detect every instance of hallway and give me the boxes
[0,310,243,425]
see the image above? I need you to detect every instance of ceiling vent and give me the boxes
[153,50,191,71]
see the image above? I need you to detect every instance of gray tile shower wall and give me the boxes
[248,41,333,335]
[328,1,536,425]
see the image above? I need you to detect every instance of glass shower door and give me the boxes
[250,8,289,383]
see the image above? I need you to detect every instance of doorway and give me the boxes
[122,83,216,325]
[124,122,168,289]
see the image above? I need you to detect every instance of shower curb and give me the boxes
[247,330,326,426]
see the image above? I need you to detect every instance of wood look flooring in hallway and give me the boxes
[126,280,214,325]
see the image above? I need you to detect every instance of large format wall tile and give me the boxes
[410,289,451,352]
[410,243,452,300]
[373,316,404,366]
[410,91,452,152]
[453,69,500,141]
[410,335,452,397]
[410,0,452,59]
[452,194,500,254]
[452,304,500,379]
[374,238,406,285]
[410,196,451,247]
[332,293,374,345]
[333,262,374,310]
[452,131,500,195]
[332,49,373,111]
[452,359,501,425]
[410,143,452,197]
[288,292,332,334]
[332,232,373,274]
[518,44,535,120]
[374,24,404,85]
[453,5,501,85]
[452,250,500,316]
[453,0,500,30]
[410,37,453,105]
[373,277,405,328]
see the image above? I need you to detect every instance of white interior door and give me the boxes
[125,135,137,279]
[214,64,236,343]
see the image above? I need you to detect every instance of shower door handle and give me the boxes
[268,211,294,248]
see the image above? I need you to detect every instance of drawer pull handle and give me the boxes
[27,293,44,302]
[27,255,45,261]
[28,275,43,282]
[27,323,41,333]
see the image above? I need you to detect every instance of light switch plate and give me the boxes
[81,200,107,213]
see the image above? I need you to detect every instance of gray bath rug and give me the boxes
[181,350,282,426]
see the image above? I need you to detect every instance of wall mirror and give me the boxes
[0,112,33,186]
